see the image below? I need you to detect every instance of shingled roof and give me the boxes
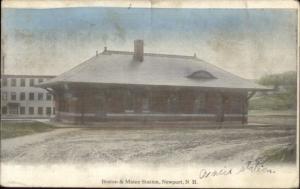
[39,50,268,90]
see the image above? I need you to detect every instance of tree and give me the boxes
[250,71,297,110]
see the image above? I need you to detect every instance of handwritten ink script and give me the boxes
[101,158,276,186]
[199,158,276,180]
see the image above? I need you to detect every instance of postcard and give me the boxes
[1,0,299,188]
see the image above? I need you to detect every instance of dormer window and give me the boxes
[187,70,216,80]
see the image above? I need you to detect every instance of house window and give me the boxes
[46,93,52,100]
[38,93,44,100]
[20,78,26,87]
[20,92,26,100]
[38,78,43,83]
[11,92,17,100]
[20,107,26,115]
[46,107,52,115]
[53,107,56,114]
[11,78,17,87]
[38,107,43,115]
[30,78,35,86]
[2,92,7,100]
[2,106,7,114]
[9,105,19,115]
[2,78,8,86]
[29,93,35,100]
[29,107,34,115]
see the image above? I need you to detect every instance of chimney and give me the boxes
[133,40,144,62]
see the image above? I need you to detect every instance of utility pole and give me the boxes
[1,55,4,76]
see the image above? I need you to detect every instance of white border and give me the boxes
[2,0,299,9]
[1,0,299,187]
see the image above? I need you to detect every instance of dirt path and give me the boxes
[1,125,295,165]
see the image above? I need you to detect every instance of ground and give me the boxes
[1,121,296,165]
[1,121,55,139]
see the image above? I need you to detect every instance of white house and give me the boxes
[1,74,56,118]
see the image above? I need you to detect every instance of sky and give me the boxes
[2,7,298,79]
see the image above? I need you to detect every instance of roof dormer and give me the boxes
[187,70,216,80]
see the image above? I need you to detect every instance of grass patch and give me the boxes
[249,93,296,111]
[248,110,297,116]
[261,144,296,164]
[1,121,56,139]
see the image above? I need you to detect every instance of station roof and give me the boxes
[39,50,269,91]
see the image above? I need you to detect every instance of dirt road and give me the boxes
[1,124,296,165]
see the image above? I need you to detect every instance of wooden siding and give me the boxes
[53,85,248,123]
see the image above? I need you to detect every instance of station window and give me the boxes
[125,90,134,111]
[142,97,149,112]
[187,70,216,80]
[230,96,241,113]
[194,93,206,113]
[167,94,178,113]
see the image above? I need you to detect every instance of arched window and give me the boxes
[187,70,216,80]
